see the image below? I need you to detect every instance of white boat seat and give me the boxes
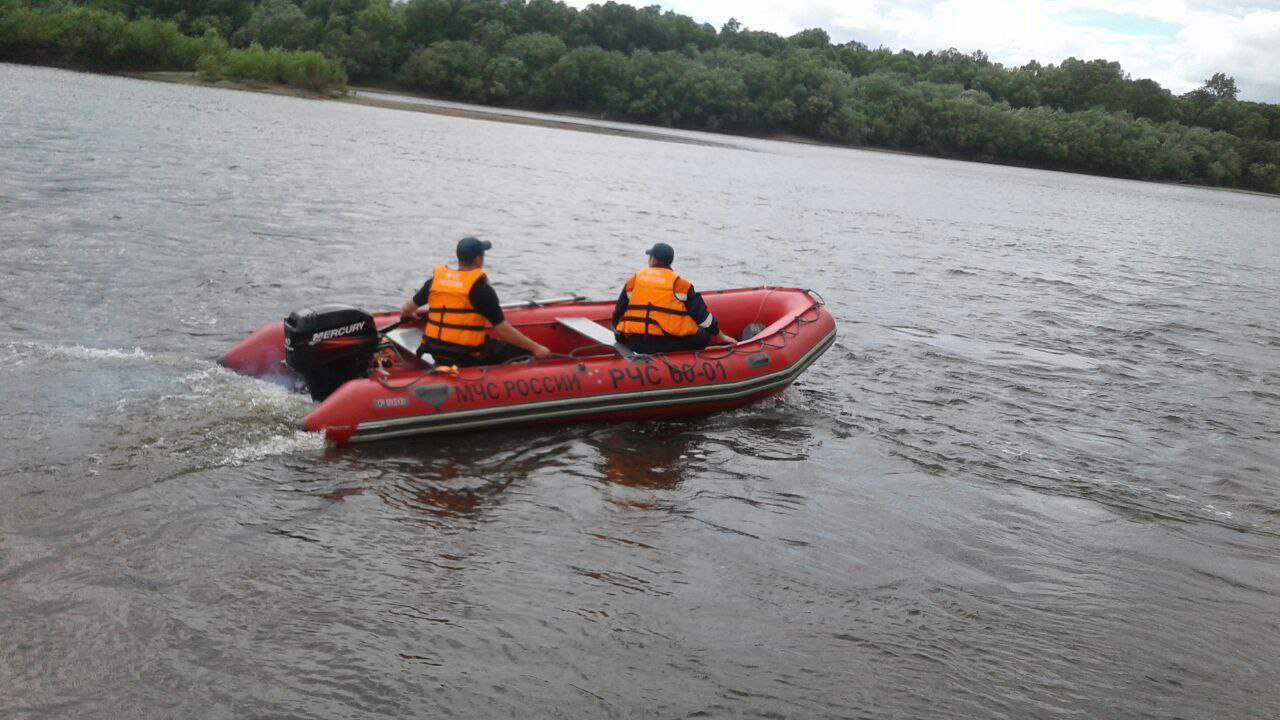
[555,317,635,358]
[385,327,434,365]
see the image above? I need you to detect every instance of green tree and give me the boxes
[403,0,450,46]
[342,0,405,80]
[523,0,575,37]
[484,54,526,100]
[1203,72,1238,100]
[502,32,567,72]
[721,25,786,57]
[786,27,830,50]
[470,18,511,51]
[401,39,489,101]
[453,0,526,41]
[536,44,630,113]
[233,0,312,50]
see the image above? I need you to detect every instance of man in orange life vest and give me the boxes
[612,242,735,354]
[400,237,551,367]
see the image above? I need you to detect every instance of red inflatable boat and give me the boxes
[221,287,835,445]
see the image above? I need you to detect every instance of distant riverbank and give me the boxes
[127,70,743,149]
[125,70,1280,199]
[128,70,995,157]
[6,0,1277,196]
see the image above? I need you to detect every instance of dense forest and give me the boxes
[3,0,1279,194]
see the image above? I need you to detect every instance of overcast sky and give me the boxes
[566,0,1280,103]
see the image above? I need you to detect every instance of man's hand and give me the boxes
[531,344,552,360]
[400,300,419,321]
[715,332,736,345]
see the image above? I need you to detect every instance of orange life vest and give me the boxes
[423,265,488,347]
[615,267,699,337]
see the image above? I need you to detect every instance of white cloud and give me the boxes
[829,0,880,30]
[564,0,1280,102]
[1173,8,1280,99]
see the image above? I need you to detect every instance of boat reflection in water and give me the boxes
[316,433,556,520]
[593,426,690,490]
[314,407,818,523]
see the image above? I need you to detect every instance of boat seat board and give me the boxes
[385,327,434,366]
[555,317,635,357]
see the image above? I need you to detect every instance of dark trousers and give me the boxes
[418,337,528,367]
[621,328,712,354]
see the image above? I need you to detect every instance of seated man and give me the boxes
[401,236,550,367]
[612,242,735,354]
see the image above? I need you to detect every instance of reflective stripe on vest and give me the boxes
[423,265,488,347]
[615,267,699,337]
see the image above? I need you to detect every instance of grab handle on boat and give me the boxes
[500,294,586,309]
[377,318,406,334]
[380,294,586,334]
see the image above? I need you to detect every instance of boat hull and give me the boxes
[222,287,836,446]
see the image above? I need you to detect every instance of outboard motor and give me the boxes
[284,304,379,400]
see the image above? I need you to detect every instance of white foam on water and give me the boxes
[0,340,215,371]
[1,340,150,364]
[182,365,330,465]
[60,344,150,361]
[217,430,326,466]
[25,343,325,467]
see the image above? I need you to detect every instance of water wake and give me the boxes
[0,340,321,468]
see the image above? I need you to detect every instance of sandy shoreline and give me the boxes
[121,70,1278,198]
[129,71,743,149]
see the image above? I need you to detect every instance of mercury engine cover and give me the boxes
[284,304,378,400]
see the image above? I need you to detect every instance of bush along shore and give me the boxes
[0,1,346,92]
[3,0,1278,194]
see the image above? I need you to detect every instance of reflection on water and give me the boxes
[303,412,818,523]
[593,425,689,489]
[377,456,515,520]
[4,65,1280,719]
[317,430,580,521]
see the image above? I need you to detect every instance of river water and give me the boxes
[2,63,1278,719]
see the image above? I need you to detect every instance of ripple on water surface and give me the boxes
[4,64,1280,719]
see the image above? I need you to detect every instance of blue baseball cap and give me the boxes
[456,236,492,262]
[645,242,674,266]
